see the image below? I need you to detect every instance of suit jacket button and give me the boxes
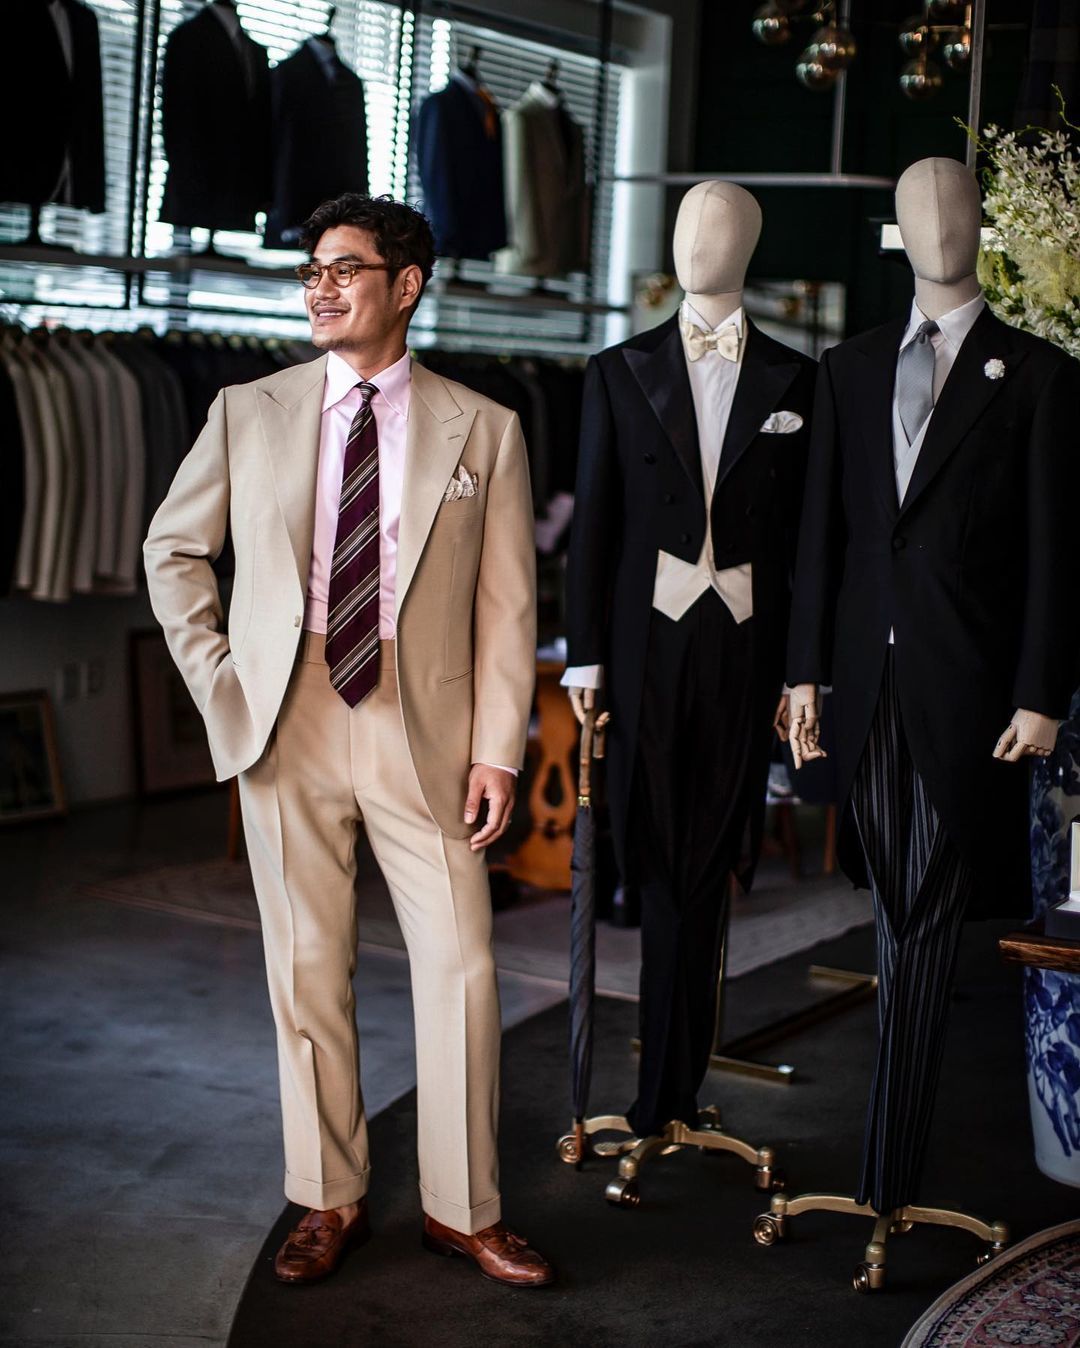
[664,493,675,505]
[892,535,907,551]
[294,615,302,627]
[643,452,656,464]
[745,505,757,519]
[680,531,691,544]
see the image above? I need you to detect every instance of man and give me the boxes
[144,193,551,1287]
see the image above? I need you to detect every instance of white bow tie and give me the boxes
[681,320,741,363]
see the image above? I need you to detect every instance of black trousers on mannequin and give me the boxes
[625,590,755,1137]
[850,651,975,1214]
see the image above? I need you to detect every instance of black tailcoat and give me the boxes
[160,8,271,232]
[787,307,1080,918]
[266,42,368,249]
[565,315,816,883]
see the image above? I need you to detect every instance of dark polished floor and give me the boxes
[1,790,1067,1347]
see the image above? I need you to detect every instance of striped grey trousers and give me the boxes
[850,650,975,1214]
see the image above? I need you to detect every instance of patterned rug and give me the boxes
[902,1221,1080,1348]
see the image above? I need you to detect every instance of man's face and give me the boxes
[304,225,403,353]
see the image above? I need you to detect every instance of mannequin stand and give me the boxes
[752,1191,1009,1292]
[557,1105,781,1208]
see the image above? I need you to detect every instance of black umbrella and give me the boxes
[567,702,607,1164]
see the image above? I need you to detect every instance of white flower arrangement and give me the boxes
[964,94,1080,360]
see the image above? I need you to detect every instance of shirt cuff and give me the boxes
[561,664,604,690]
[475,762,519,777]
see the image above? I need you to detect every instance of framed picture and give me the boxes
[0,690,66,824]
[130,630,216,795]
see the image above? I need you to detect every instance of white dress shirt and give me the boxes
[562,301,751,691]
[888,292,985,644]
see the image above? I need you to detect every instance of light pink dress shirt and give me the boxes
[304,350,517,776]
[304,348,411,639]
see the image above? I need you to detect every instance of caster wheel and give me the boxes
[853,1261,884,1293]
[605,1177,641,1208]
[557,1134,582,1165]
[753,1213,783,1246]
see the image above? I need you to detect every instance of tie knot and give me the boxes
[914,319,938,344]
[357,380,378,405]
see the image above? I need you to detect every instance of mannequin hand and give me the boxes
[993,709,1060,763]
[568,686,597,726]
[789,683,827,770]
[773,695,791,742]
[465,765,516,850]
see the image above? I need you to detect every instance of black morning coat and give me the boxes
[565,314,817,881]
[0,0,105,212]
[787,306,1080,918]
[159,6,272,232]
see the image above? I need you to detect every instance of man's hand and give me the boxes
[568,686,596,726]
[465,764,517,851]
[773,694,791,742]
[993,709,1060,762]
[789,683,827,770]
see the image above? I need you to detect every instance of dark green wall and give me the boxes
[688,2,1033,334]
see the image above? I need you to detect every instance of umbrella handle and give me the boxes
[578,707,596,807]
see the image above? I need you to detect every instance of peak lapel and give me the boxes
[851,319,908,520]
[622,318,703,501]
[714,320,801,490]
[255,355,328,590]
[898,308,1028,519]
[396,363,476,615]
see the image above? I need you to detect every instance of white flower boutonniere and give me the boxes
[984,358,1006,380]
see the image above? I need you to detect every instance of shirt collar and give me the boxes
[681,299,745,336]
[322,349,412,418]
[902,292,985,352]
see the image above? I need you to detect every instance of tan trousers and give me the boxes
[238,633,501,1233]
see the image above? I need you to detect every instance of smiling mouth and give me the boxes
[313,307,347,321]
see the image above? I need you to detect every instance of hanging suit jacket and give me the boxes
[565,314,816,873]
[160,6,272,231]
[0,0,105,211]
[266,40,368,249]
[787,306,1080,917]
[497,83,590,279]
[416,76,507,260]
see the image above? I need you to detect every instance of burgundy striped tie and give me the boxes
[326,381,381,707]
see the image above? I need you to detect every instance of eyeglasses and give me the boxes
[295,261,394,289]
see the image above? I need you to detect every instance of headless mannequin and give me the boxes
[787,158,1059,766]
[568,181,786,733]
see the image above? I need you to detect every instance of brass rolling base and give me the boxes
[557,1107,783,1209]
[752,1191,1010,1293]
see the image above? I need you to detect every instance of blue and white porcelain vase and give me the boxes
[1027,689,1080,1187]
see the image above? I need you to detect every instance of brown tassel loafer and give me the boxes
[273,1200,371,1284]
[421,1215,554,1287]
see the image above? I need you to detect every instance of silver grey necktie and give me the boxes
[895,319,939,445]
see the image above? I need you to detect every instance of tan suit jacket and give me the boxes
[144,355,536,838]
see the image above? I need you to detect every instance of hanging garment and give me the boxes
[266,39,369,249]
[497,82,590,279]
[0,359,26,595]
[416,74,507,260]
[0,0,105,211]
[159,6,272,231]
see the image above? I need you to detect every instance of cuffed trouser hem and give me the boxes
[420,1184,501,1235]
[285,1166,371,1211]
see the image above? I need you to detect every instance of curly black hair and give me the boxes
[299,193,435,297]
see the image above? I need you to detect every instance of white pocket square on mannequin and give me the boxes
[760,411,803,434]
[443,465,479,502]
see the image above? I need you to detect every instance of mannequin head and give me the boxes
[895,158,983,316]
[673,181,761,326]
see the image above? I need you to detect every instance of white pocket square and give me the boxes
[443,465,479,502]
[760,410,803,434]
